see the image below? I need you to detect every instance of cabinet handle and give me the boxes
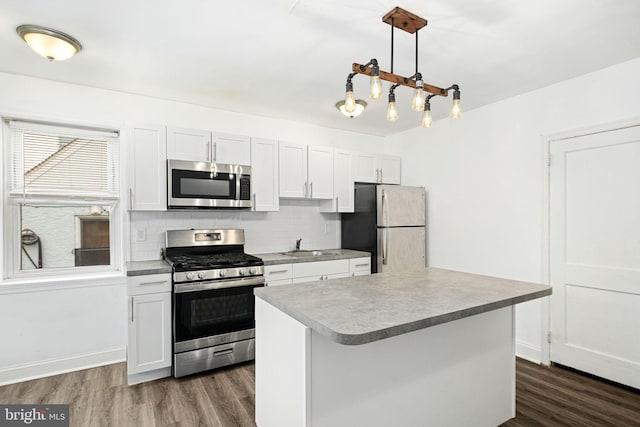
[303,182,308,197]
[213,142,217,161]
[379,169,383,183]
[335,196,339,210]
[130,297,134,322]
[269,269,289,274]
[253,193,256,211]
[128,189,133,210]
[354,263,368,267]
[310,182,313,198]
[138,280,167,286]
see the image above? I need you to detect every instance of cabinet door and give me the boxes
[379,155,401,184]
[353,152,378,183]
[214,132,251,165]
[251,138,280,212]
[279,141,307,198]
[307,145,334,199]
[128,124,167,211]
[166,126,211,162]
[127,292,172,375]
[334,150,354,211]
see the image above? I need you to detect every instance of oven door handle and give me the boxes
[174,276,265,293]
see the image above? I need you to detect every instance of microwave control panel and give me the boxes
[240,176,251,200]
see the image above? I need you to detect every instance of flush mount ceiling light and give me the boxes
[16,25,82,61]
[336,99,367,118]
[342,7,461,127]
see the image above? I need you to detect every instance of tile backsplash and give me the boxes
[129,200,341,261]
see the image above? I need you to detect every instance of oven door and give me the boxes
[168,159,251,209]
[173,276,264,353]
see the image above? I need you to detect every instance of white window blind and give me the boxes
[8,120,120,199]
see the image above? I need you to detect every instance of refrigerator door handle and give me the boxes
[382,227,388,265]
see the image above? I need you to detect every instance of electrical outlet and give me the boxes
[135,227,147,242]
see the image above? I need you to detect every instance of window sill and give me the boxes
[0,270,126,295]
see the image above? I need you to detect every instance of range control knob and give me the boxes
[249,267,256,275]
[186,272,195,281]
[197,271,206,280]
[219,270,226,278]
[238,268,246,276]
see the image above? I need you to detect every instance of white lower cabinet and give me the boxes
[264,264,293,286]
[127,273,172,384]
[292,259,350,284]
[349,257,371,276]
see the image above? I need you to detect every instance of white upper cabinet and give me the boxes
[307,145,334,199]
[279,141,308,198]
[251,138,279,212]
[279,142,333,199]
[166,127,250,165]
[128,123,167,211]
[166,126,210,162]
[353,152,401,184]
[213,132,251,165]
[320,149,354,213]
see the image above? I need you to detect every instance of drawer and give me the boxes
[267,278,293,287]
[292,259,349,278]
[349,257,371,274]
[264,264,293,281]
[127,273,171,296]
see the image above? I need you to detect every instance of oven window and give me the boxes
[174,284,260,342]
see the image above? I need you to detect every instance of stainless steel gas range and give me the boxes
[163,229,264,378]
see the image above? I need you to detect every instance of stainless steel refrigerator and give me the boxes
[341,184,426,273]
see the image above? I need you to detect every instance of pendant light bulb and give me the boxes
[411,80,424,112]
[370,76,382,100]
[345,90,357,113]
[411,88,425,112]
[421,107,433,128]
[387,90,399,122]
[450,88,462,119]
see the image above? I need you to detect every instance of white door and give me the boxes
[166,126,211,161]
[251,138,279,212]
[550,125,640,388]
[378,155,401,184]
[213,132,251,165]
[127,292,172,375]
[279,141,307,198]
[307,145,334,199]
[353,152,378,183]
[334,150,354,212]
[128,123,167,211]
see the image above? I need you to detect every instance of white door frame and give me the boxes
[539,116,640,366]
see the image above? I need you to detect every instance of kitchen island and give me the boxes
[254,267,551,427]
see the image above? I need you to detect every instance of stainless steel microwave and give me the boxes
[167,159,252,209]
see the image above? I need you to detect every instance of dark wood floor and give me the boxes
[1,358,638,426]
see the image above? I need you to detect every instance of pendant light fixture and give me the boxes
[16,25,82,61]
[336,99,367,118]
[341,7,462,127]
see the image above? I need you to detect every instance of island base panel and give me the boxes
[255,298,515,427]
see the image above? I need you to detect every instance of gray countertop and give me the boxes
[254,249,370,265]
[254,267,552,346]
[126,259,172,276]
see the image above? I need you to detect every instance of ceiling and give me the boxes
[1,0,640,136]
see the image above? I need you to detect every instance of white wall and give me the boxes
[387,57,640,362]
[0,71,385,383]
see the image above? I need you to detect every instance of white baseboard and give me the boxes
[0,348,126,386]
[516,340,543,364]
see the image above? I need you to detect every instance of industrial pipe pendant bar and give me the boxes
[340,6,462,125]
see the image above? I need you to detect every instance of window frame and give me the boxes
[1,118,123,282]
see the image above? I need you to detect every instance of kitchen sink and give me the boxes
[281,250,325,257]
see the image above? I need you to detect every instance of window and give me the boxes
[3,119,120,278]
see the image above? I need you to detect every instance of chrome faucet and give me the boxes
[295,238,302,251]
